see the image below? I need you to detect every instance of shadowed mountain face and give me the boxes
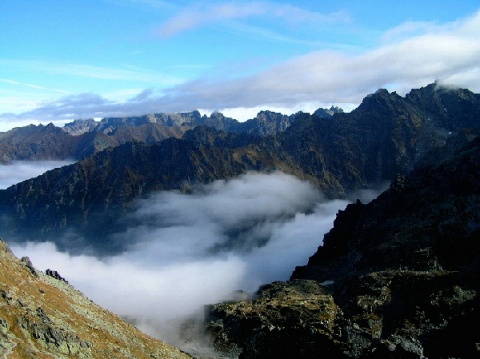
[205,133,480,359]
[0,83,479,255]
[0,239,190,358]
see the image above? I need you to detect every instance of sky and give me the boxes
[1,0,480,131]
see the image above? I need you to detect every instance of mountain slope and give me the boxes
[205,134,480,358]
[1,82,477,165]
[0,123,81,162]
[0,238,190,358]
[0,135,282,253]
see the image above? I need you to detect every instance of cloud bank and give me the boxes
[11,172,352,348]
[1,9,479,128]
[0,161,73,189]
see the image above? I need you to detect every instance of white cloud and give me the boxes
[0,79,71,95]
[170,9,480,106]
[10,172,353,349]
[0,161,73,189]
[155,1,348,38]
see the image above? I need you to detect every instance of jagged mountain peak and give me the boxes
[313,106,343,119]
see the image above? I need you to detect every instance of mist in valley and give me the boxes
[0,160,72,189]
[5,164,385,352]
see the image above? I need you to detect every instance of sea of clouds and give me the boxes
[5,163,383,351]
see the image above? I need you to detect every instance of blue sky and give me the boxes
[1,0,479,130]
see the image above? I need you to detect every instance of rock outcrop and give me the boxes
[0,238,190,358]
[205,134,480,358]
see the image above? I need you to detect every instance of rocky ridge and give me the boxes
[0,121,187,163]
[0,109,303,163]
[0,238,190,358]
[205,134,480,358]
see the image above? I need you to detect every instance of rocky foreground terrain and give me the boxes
[0,239,190,358]
[205,133,480,358]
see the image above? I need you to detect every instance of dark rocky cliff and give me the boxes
[0,121,187,163]
[205,134,480,358]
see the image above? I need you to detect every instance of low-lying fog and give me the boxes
[5,161,384,352]
[0,160,73,189]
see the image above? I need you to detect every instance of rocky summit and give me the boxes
[0,239,190,359]
[205,134,480,358]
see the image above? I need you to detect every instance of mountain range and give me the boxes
[1,83,479,255]
[0,109,320,164]
[0,82,479,357]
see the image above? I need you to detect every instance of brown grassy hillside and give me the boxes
[0,239,190,359]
